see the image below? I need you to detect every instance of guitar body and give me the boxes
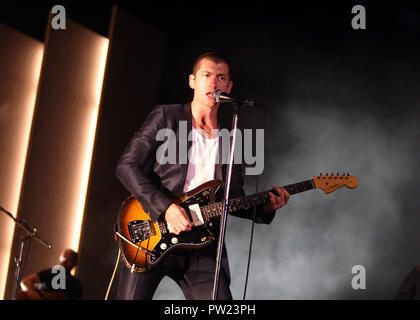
[116,180,222,273]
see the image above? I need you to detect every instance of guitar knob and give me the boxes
[160,243,167,250]
[171,237,178,244]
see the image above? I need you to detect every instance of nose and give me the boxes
[209,75,217,87]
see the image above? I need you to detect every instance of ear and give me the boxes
[189,74,195,89]
[226,80,233,94]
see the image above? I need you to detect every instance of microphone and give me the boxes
[212,89,262,107]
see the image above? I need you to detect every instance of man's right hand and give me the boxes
[164,203,193,235]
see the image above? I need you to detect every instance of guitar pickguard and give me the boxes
[149,185,220,264]
[116,180,227,272]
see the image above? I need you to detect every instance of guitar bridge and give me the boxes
[128,220,155,243]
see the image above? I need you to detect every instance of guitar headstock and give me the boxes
[313,173,358,194]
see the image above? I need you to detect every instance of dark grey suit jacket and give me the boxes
[116,102,275,224]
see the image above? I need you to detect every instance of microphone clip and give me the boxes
[212,89,262,107]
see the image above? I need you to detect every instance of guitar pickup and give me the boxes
[128,220,155,243]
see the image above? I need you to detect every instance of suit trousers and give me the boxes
[116,248,232,300]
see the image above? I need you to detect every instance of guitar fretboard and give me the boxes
[200,179,315,221]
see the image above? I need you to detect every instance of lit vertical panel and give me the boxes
[0,24,44,300]
[71,38,109,252]
[75,6,167,298]
[4,18,109,298]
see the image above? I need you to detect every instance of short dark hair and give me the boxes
[192,52,232,80]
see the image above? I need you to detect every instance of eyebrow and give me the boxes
[200,70,228,77]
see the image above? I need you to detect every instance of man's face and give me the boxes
[189,58,233,107]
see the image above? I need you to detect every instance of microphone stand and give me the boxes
[0,206,52,300]
[211,102,239,300]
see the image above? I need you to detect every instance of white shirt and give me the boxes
[183,128,219,193]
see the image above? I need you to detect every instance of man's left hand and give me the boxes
[263,186,290,212]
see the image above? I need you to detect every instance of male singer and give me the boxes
[116,52,290,299]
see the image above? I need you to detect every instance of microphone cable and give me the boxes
[242,104,266,300]
[242,174,259,300]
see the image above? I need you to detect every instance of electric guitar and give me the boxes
[115,173,358,273]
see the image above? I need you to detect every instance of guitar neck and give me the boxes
[201,179,315,221]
